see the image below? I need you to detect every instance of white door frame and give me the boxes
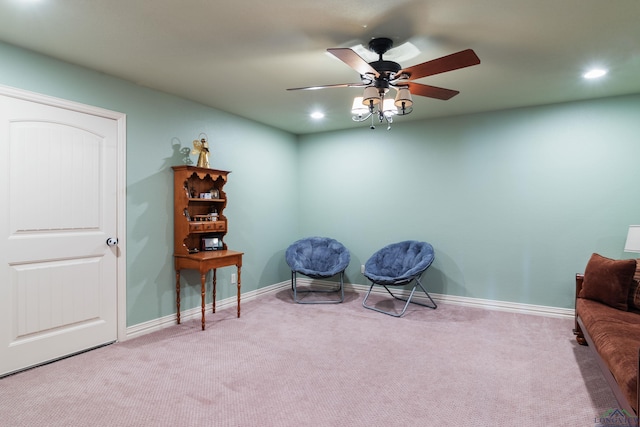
[0,84,127,341]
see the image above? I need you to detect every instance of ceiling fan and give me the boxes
[288,37,480,127]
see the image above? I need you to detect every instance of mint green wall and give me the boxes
[298,93,640,309]
[0,42,299,326]
[2,41,639,320]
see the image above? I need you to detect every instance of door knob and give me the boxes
[106,237,119,246]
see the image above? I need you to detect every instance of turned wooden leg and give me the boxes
[200,273,206,330]
[573,324,587,346]
[176,270,181,324]
[237,265,242,318]
[212,269,217,314]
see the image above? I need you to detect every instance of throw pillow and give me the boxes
[628,260,640,312]
[629,281,640,312]
[580,253,636,311]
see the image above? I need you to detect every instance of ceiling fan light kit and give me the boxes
[352,90,398,130]
[288,37,480,130]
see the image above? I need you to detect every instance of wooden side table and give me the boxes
[174,250,244,330]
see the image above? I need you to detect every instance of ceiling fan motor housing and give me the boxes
[370,60,401,92]
[370,60,401,74]
[367,38,402,92]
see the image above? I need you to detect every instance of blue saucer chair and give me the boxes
[285,237,351,304]
[362,240,436,317]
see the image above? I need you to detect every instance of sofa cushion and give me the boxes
[577,298,640,413]
[580,253,635,311]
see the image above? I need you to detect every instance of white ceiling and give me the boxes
[0,0,639,135]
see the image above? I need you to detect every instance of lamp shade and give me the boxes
[624,225,640,252]
[394,87,413,115]
[362,87,380,106]
[394,87,413,107]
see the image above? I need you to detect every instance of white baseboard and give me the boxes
[296,278,574,319]
[125,279,572,340]
[425,291,573,318]
[124,281,290,340]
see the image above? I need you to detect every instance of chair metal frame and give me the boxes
[362,273,436,317]
[291,271,345,304]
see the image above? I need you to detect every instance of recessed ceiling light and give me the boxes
[583,69,608,79]
[310,111,325,120]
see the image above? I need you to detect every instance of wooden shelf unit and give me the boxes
[172,165,229,254]
[171,165,243,330]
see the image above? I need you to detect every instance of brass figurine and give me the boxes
[192,137,210,168]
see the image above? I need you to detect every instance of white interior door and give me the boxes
[0,88,124,377]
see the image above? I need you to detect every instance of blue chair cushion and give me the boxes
[285,237,350,279]
[364,240,434,285]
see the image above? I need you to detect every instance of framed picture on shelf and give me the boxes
[202,236,222,251]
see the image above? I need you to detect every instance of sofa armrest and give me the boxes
[574,273,586,344]
[576,273,584,296]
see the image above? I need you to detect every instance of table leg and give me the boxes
[176,270,181,324]
[237,265,242,318]
[212,269,217,313]
[200,272,206,330]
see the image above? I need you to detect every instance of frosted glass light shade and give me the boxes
[351,96,368,115]
[382,98,397,116]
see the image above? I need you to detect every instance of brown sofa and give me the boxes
[574,253,640,421]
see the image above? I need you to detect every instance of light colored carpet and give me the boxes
[0,289,619,426]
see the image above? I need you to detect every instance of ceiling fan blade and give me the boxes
[399,49,480,80]
[405,82,460,100]
[287,83,366,91]
[327,48,380,78]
